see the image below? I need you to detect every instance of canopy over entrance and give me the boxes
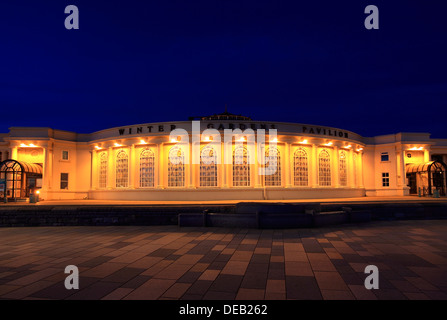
[0,159,43,200]
[406,160,447,196]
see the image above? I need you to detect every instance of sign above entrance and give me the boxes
[117,121,350,139]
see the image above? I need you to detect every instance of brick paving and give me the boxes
[0,220,447,300]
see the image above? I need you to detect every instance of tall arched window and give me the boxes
[294,148,308,186]
[116,150,129,188]
[318,149,331,186]
[233,146,250,187]
[99,151,108,189]
[140,148,155,188]
[264,147,281,186]
[353,153,357,187]
[168,146,185,187]
[200,146,218,187]
[339,151,347,187]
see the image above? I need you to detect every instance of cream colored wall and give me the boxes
[404,150,424,165]
[17,148,44,164]
[373,145,397,190]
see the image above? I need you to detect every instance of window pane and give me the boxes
[116,150,128,188]
[233,146,250,187]
[140,149,155,187]
[200,146,217,187]
[168,146,185,187]
[318,149,331,186]
[265,147,281,186]
[294,148,308,186]
[99,152,108,188]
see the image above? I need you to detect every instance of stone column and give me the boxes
[358,152,365,188]
[223,141,231,188]
[395,147,406,188]
[157,143,164,188]
[107,147,114,189]
[333,146,339,187]
[91,149,98,190]
[254,142,262,188]
[187,142,194,188]
[11,146,18,160]
[45,143,53,190]
[129,144,135,188]
[311,144,318,187]
[424,148,430,162]
[348,149,355,188]
[285,142,292,187]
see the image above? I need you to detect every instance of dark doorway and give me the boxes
[407,173,417,194]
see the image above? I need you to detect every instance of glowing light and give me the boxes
[324,142,333,146]
[95,146,102,150]
[238,137,246,142]
[409,147,424,151]
[170,138,177,143]
[140,140,147,144]
[114,143,122,147]
[356,147,363,152]
[344,145,352,149]
[20,143,38,148]
[270,138,278,143]
[300,139,308,144]
[203,136,213,142]
[36,190,40,195]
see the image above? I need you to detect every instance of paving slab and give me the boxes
[0,220,446,300]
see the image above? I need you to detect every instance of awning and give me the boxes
[0,159,43,174]
[406,161,445,174]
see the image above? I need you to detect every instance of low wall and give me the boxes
[88,187,366,201]
[1,200,446,228]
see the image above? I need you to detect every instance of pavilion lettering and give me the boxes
[302,126,349,139]
[118,123,277,136]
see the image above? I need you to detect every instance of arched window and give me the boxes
[353,153,357,187]
[318,149,331,186]
[168,146,185,187]
[116,150,129,188]
[140,148,155,188]
[233,146,250,187]
[294,148,308,186]
[98,151,108,189]
[264,147,281,186]
[200,146,218,187]
[339,151,347,187]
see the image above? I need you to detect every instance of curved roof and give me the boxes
[0,159,43,174]
[201,111,252,121]
[406,161,446,173]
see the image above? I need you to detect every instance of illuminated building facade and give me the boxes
[1,112,446,201]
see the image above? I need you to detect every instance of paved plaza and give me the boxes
[0,220,447,300]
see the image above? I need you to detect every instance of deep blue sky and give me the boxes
[1,0,446,138]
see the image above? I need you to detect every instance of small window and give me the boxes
[62,150,69,161]
[407,153,412,158]
[382,172,389,187]
[381,152,389,162]
[60,173,69,190]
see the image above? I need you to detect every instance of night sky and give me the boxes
[1,1,446,138]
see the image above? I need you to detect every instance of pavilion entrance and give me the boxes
[406,160,447,196]
[0,159,43,202]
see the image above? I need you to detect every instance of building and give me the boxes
[0,112,446,201]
